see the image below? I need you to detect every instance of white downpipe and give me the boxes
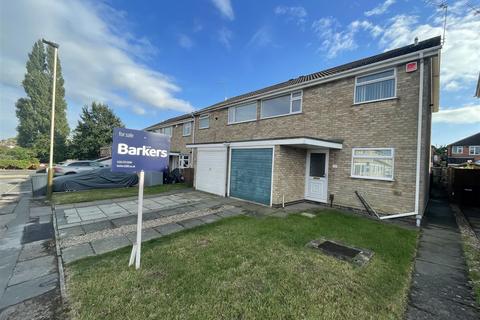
[414,53,425,227]
[379,212,416,220]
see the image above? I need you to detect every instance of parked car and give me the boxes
[53,168,138,192]
[54,160,105,176]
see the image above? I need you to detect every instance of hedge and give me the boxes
[0,159,40,170]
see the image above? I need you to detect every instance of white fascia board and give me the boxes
[187,138,342,149]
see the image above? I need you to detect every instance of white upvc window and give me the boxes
[228,102,257,124]
[156,126,172,136]
[351,148,394,181]
[183,122,192,136]
[452,146,463,154]
[469,146,480,155]
[354,69,396,104]
[179,154,190,168]
[199,114,209,129]
[260,91,303,119]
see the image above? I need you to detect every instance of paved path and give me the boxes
[0,176,61,319]
[406,197,479,319]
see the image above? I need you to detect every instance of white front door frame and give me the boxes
[304,149,329,203]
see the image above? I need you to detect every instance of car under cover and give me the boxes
[53,168,138,192]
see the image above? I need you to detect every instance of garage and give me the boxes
[229,148,273,205]
[195,148,227,196]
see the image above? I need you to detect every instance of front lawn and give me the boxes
[67,211,417,319]
[52,183,188,205]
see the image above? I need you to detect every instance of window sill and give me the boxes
[227,119,257,126]
[350,175,394,182]
[198,127,209,130]
[352,97,398,106]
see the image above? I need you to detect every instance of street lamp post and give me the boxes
[42,39,59,199]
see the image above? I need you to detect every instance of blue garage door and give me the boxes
[230,148,272,205]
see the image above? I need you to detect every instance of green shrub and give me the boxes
[0,146,40,169]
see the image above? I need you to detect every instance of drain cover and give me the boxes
[317,240,360,259]
[306,238,374,266]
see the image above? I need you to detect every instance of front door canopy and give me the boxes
[187,137,343,150]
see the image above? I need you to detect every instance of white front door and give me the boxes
[305,150,328,203]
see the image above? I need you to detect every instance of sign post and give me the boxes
[111,128,170,269]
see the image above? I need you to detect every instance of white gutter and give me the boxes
[379,212,416,220]
[414,52,425,227]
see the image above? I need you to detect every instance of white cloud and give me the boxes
[365,0,396,17]
[274,6,307,26]
[178,34,194,49]
[379,3,480,91]
[217,27,233,49]
[433,105,480,124]
[0,0,193,138]
[311,18,382,58]
[133,106,146,115]
[210,0,234,20]
[248,26,273,48]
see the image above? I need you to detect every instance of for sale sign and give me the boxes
[111,127,170,173]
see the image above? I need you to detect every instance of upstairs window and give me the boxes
[156,126,172,136]
[354,69,396,104]
[452,146,463,154]
[351,148,394,181]
[260,91,303,119]
[470,146,480,155]
[199,114,209,129]
[228,102,257,124]
[183,122,192,136]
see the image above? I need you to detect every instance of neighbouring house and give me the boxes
[447,132,480,164]
[146,36,442,223]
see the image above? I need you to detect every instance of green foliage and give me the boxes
[70,102,124,160]
[15,39,70,162]
[0,146,40,169]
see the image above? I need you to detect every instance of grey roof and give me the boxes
[449,132,480,146]
[146,36,441,130]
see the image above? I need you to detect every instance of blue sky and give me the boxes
[1,0,479,145]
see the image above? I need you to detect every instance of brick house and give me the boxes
[447,132,480,164]
[146,36,442,224]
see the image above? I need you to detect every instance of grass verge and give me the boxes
[67,210,417,319]
[52,183,188,205]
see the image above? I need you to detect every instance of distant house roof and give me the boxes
[449,132,480,146]
[476,73,480,98]
[146,36,442,130]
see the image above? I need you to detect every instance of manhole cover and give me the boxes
[317,240,360,258]
[306,238,374,266]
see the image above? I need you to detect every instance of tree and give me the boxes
[71,102,124,159]
[15,40,69,162]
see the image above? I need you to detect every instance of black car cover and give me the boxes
[53,168,138,192]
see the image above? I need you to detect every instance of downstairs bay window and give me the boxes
[351,148,394,181]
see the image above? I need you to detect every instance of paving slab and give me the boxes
[29,206,52,217]
[91,235,131,255]
[125,228,161,243]
[111,215,138,227]
[62,243,95,264]
[0,273,58,309]
[178,218,205,229]
[18,239,52,262]
[9,255,56,286]
[200,214,222,224]
[154,223,184,236]
[58,225,85,238]
[82,220,113,234]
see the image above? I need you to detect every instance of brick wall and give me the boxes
[272,145,306,205]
